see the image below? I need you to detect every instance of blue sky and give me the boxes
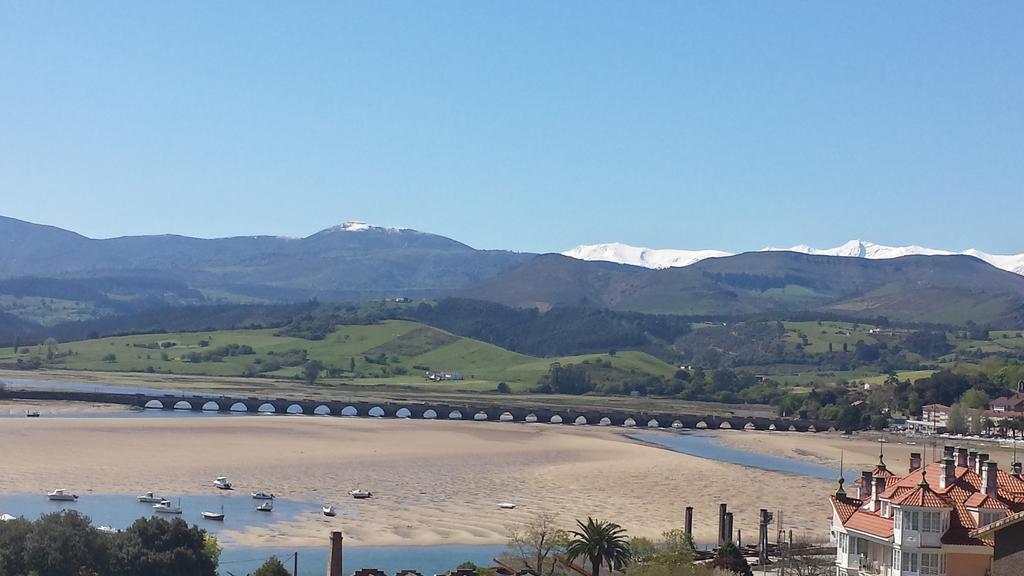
[1,2,1021,253]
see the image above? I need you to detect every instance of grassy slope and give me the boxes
[0,320,675,392]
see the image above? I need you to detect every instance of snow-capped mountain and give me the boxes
[561,243,731,269]
[562,240,1024,276]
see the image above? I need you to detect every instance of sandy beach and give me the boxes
[0,416,838,548]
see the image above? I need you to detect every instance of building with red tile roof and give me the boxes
[830,445,1024,575]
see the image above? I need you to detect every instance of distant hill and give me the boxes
[0,216,532,319]
[460,251,1024,327]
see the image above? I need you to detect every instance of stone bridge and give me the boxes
[1,389,834,432]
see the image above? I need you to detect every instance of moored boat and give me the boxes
[322,504,336,517]
[153,499,182,514]
[26,411,40,418]
[349,489,372,499]
[256,500,273,512]
[497,502,516,509]
[47,489,77,501]
[251,491,274,500]
[213,476,232,490]
[137,491,163,503]
[202,505,225,521]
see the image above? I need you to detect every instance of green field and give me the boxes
[0,320,676,392]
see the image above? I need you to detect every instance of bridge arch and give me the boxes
[473,411,488,420]
[396,408,412,418]
[229,402,248,412]
[524,413,538,423]
[144,400,164,409]
[499,411,514,422]
[743,422,757,431]
[173,400,193,410]
[368,406,385,418]
[286,404,304,414]
[314,405,331,415]
[423,409,437,419]
[696,420,708,429]
[719,421,732,429]
[201,401,220,411]
[671,420,684,428]
[257,403,276,413]
[448,410,463,420]
[549,414,563,424]
[623,417,636,427]
[341,406,358,417]
[574,416,588,425]
[647,419,660,428]
[598,417,612,426]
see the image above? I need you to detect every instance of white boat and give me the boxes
[497,502,517,510]
[349,489,372,499]
[256,501,273,512]
[97,526,118,534]
[251,491,274,500]
[202,505,225,521]
[137,491,163,503]
[322,504,336,517]
[213,476,232,490]
[153,499,182,514]
[0,514,16,522]
[47,489,77,501]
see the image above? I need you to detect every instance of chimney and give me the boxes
[1013,461,1022,477]
[943,445,955,460]
[328,531,343,576]
[977,453,990,475]
[872,475,887,510]
[940,458,955,489]
[909,452,922,473]
[956,447,968,468]
[968,450,978,469]
[983,461,998,495]
[718,503,728,546]
[860,471,873,499]
[684,506,693,536]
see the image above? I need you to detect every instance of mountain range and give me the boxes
[563,240,1024,276]
[3,215,1024,331]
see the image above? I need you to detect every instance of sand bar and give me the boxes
[0,416,839,547]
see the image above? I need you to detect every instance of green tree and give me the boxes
[709,542,752,576]
[960,389,990,410]
[302,360,323,385]
[250,555,290,576]
[566,517,631,576]
[102,353,117,363]
[507,513,569,576]
[947,403,968,435]
[496,382,512,394]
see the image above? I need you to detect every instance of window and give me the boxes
[902,510,919,531]
[921,552,943,575]
[895,508,901,529]
[980,511,1003,527]
[839,532,848,553]
[893,549,901,570]
[922,511,941,533]
[904,551,918,572]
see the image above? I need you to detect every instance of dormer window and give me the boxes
[881,501,890,517]
[980,510,1004,527]
[922,511,941,533]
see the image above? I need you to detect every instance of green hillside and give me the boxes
[0,320,676,393]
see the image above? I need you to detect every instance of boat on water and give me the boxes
[137,491,163,503]
[202,505,225,521]
[349,489,372,499]
[256,500,273,512]
[322,504,336,517]
[497,502,517,509]
[251,491,274,500]
[213,476,232,490]
[153,499,182,514]
[26,411,40,418]
[47,489,77,501]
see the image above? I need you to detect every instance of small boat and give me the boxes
[213,476,232,490]
[497,502,517,510]
[47,489,77,501]
[97,526,118,534]
[322,504,336,517]
[0,514,16,522]
[251,491,274,500]
[137,491,163,503]
[202,505,225,521]
[153,499,182,514]
[256,501,273,512]
[26,411,40,418]
[349,489,372,499]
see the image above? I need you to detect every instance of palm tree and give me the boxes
[565,517,630,576]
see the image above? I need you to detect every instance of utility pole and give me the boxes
[293,551,298,576]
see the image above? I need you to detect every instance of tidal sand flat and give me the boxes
[1,417,837,547]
